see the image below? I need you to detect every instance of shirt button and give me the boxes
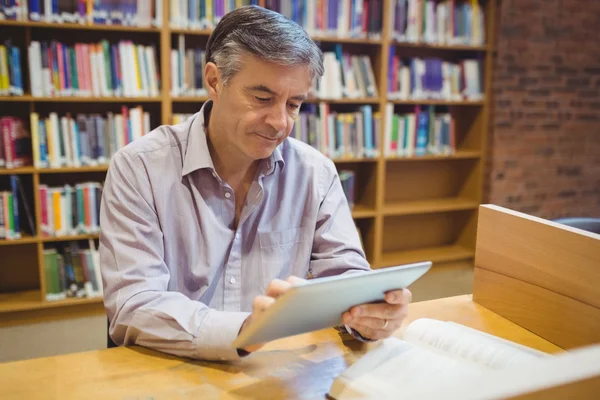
[230,277,236,284]
[224,192,231,199]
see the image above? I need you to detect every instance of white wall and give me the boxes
[0,314,106,363]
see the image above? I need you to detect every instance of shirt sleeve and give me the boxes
[309,160,372,278]
[99,150,250,361]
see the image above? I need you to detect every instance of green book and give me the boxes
[102,40,113,94]
[69,47,79,93]
[6,193,14,239]
[392,115,400,155]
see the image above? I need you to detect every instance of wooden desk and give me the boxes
[0,295,562,400]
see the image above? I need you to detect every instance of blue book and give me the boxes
[388,45,395,94]
[415,107,429,156]
[362,105,373,157]
[38,119,48,167]
[11,46,23,96]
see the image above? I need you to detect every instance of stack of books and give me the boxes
[30,108,150,168]
[390,0,485,46]
[384,103,455,157]
[1,117,32,169]
[44,242,103,302]
[27,40,160,98]
[170,0,383,39]
[388,53,483,101]
[0,41,24,96]
[291,104,380,160]
[315,45,378,100]
[0,175,35,240]
[39,181,103,237]
[0,0,162,27]
[171,35,208,98]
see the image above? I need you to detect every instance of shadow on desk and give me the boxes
[120,331,361,400]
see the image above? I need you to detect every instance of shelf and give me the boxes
[384,198,479,216]
[170,27,213,35]
[0,235,38,246]
[0,20,161,32]
[377,245,475,268]
[386,151,481,161]
[168,27,382,45]
[311,35,382,45]
[37,166,109,173]
[391,40,488,52]
[305,97,380,105]
[351,205,377,219]
[332,157,378,163]
[389,99,485,106]
[40,234,100,243]
[0,95,33,102]
[0,167,36,175]
[172,96,210,102]
[0,290,103,313]
[0,95,161,102]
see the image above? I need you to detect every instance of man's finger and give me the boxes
[286,275,307,286]
[253,295,275,312]
[347,316,399,331]
[346,323,385,341]
[351,302,406,320]
[385,288,412,305]
[265,279,292,298]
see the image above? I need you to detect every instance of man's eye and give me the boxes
[255,97,270,103]
[288,103,300,110]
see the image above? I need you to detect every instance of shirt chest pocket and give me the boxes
[257,226,313,290]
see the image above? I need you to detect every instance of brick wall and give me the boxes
[485,0,600,219]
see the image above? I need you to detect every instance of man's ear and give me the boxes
[204,62,221,102]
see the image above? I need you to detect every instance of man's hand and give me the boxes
[342,288,412,341]
[238,275,306,353]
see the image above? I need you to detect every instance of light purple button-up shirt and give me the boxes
[99,101,370,361]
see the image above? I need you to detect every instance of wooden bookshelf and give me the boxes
[0,0,496,314]
[0,20,161,33]
[0,290,102,313]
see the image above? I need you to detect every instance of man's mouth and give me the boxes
[254,132,279,141]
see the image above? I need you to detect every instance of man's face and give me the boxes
[210,54,312,161]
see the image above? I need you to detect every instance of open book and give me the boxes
[329,318,600,399]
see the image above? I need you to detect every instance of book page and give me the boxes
[330,337,487,399]
[402,318,551,369]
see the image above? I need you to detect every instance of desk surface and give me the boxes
[0,295,563,400]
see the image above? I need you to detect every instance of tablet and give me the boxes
[232,261,432,349]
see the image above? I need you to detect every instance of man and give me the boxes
[99,5,411,361]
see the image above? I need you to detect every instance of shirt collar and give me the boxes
[181,100,286,177]
[181,101,214,177]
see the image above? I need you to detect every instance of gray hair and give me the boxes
[205,6,324,85]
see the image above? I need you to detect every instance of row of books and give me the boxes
[171,35,207,97]
[0,42,24,96]
[339,170,356,209]
[388,53,483,101]
[1,117,32,169]
[315,46,378,100]
[0,175,35,240]
[29,108,150,168]
[44,241,103,301]
[27,40,160,98]
[383,104,455,157]
[39,181,103,237]
[391,0,485,46]
[291,104,379,159]
[0,0,162,27]
[170,0,384,39]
